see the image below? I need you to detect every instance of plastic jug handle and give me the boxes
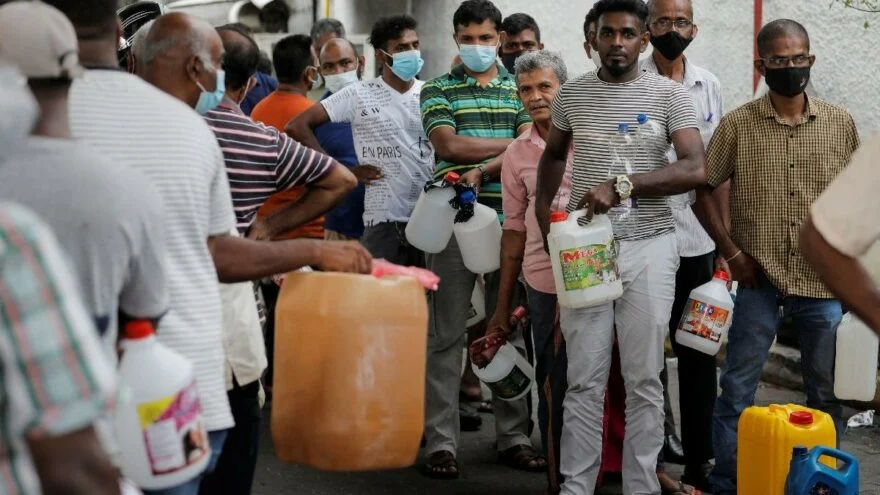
[810,446,858,473]
[371,259,440,291]
[567,209,590,225]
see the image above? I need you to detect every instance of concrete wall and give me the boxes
[328,0,880,135]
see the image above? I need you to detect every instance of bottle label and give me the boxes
[678,299,730,343]
[486,366,531,400]
[136,380,208,475]
[558,242,619,292]
[809,481,837,495]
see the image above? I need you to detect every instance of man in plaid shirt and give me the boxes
[0,202,117,495]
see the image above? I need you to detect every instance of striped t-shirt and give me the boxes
[421,64,531,217]
[204,99,334,235]
[551,70,698,241]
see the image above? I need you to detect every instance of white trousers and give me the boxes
[559,234,678,495]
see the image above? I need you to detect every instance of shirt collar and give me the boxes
[641,55,704,90]
[450,62,511,85]
[525,126,546,150]
[758,93,818,122]
[217,96,244,115]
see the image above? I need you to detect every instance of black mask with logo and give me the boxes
[764,67,811,97]
[501,52,523,74]
[649,31,693,60]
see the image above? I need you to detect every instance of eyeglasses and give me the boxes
[650,19,693,30]
[759,55,813,68]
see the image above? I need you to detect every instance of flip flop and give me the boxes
[422,450,459,480]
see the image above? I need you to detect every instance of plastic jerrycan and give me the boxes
[785,446,859,495]
[453,190,502,274]
[406,171,460,253]
[737,404,837,495]
[114,321,210,490]
[675,270,735,355]
[547,209,623,309]
[271,270,429,471]
[834,312,879,401]
[471,308,535,401]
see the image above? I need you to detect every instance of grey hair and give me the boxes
[141,29,213,70]
[514,50,568,85]
[310,18,345,43]
[131,19,155,61]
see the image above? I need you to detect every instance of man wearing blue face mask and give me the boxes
[288,15,434,267]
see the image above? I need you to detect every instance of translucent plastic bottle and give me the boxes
[405,172,460,253]
[834,313,879,401]
[634,113,664,153]
[453,190,502,274]
[675,270,735,355]
[471,307,534,401]
[607,123,638,238]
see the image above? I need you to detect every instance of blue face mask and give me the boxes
[459,43,498,73]
[194,68,225,115]
[384,49,424,82]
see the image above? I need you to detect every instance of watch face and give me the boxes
[618,181,632,194]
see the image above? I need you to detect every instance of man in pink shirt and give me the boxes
[486,50,572,494]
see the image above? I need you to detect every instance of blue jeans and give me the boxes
[709,274,842,495]
[143,429,229,495]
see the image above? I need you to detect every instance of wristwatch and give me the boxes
[478,165,491,184]
[615,175,633,201]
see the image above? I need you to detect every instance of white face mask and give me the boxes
[323,69,359,94]
[0,64,38,155]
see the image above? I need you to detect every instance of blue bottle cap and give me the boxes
[792,446,809,457]
[617,122,629,133]
[637,113,648,124]
[458,190,477,204]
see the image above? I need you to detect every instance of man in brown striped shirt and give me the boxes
[694,19,859,495]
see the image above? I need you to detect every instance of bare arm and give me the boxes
[694,184,738,259]
[250,163,356,240]
[629,127,707,197]
[285,104,331,154]
[28,427,121,495]
[801,217,880,334]
[208,235,372,282]
[713,179,732,232]
[536,125,573,244]
[428,126,513,164]
[489,230,527,328]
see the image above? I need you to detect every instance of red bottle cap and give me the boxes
[124,320,154,340]
[713,270,731,282]
[510,306,527,321]
[550,211,568,223]
[444,172,460,183]
[789,411,813,426]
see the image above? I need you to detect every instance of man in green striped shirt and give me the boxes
[419,0,540,480]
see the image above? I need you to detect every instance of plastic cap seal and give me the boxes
[511,306,527,321]
[713,270,731,282]
[789,411,813,426]
[444,171,460,183]
[637,113,648,124]
[124,320,154,339]
[550,211,568,223]
[458,190,477,204]
[618,122,629,133]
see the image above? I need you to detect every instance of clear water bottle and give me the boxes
[607,123,638,238]
[634,113,664,153]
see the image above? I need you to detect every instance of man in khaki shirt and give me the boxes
[801,134,880,335]
[693,19,859,495]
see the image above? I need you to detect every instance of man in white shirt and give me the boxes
[288,14,434,267]
[640,0,725,490]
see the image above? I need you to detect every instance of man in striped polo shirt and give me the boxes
[535,0,707,493]
[420,0,540,480]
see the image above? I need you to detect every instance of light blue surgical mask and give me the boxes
[459,43,498,73]
[195,68,225,115]
[383,49,424,82]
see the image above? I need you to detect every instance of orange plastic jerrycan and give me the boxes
[737,404,836,495]
[271,271,428,471]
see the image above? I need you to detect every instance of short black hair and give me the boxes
[272,34,313,84]
[592,0,649,32]
[453,0,503,33]
[501,13,540,42]
[311,18,346,43]
[42,0,118,37]
[583,6,599,41]
[217,25,261,91]
[369,14,418,52]
[757,19,810,58]
[257,51,273,74]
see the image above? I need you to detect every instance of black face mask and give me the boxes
[649,31,693,60]
[764,66,811,97]
[501,52,523,74]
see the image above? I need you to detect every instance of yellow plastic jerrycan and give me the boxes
[271,271,428,471]
[737,404,836,495]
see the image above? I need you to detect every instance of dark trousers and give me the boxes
[199,379,262,495]
[660,252,717,468]
[526,284,567,493]
[361,221,425,267]
[261,281,280,389]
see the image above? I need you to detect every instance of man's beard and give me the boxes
[606,59,634,77]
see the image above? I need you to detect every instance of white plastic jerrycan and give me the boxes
[675,270,734,355]
[834,313,879,401]
[466,278,486,327]
[405,172,459,253]
[472,342,535,402]
[114,321,210,490]
[453,190,502,274]
[548,210,622,309]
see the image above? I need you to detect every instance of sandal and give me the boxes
[498,444,548,472]
[661,480,701,495]
[422,450,459,479]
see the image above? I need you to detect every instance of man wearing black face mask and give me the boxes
[693,19,860,495]
[499,13,543,74]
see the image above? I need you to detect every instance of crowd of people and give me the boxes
[0,0,879,494]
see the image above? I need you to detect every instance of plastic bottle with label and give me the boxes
[406,171,460,253]
[785,445,859,495]
[471,307,535,402]
[834,312,879,401]
[675,270,734,355]
[114,321,209,490]
[607,123,638,238]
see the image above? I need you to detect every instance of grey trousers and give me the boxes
[424,235,532,456]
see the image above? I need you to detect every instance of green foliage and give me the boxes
[830,0,879,28]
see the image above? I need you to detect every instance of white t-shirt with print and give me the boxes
[322,77,435,226]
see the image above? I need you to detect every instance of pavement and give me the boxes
[251,357,880,495]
